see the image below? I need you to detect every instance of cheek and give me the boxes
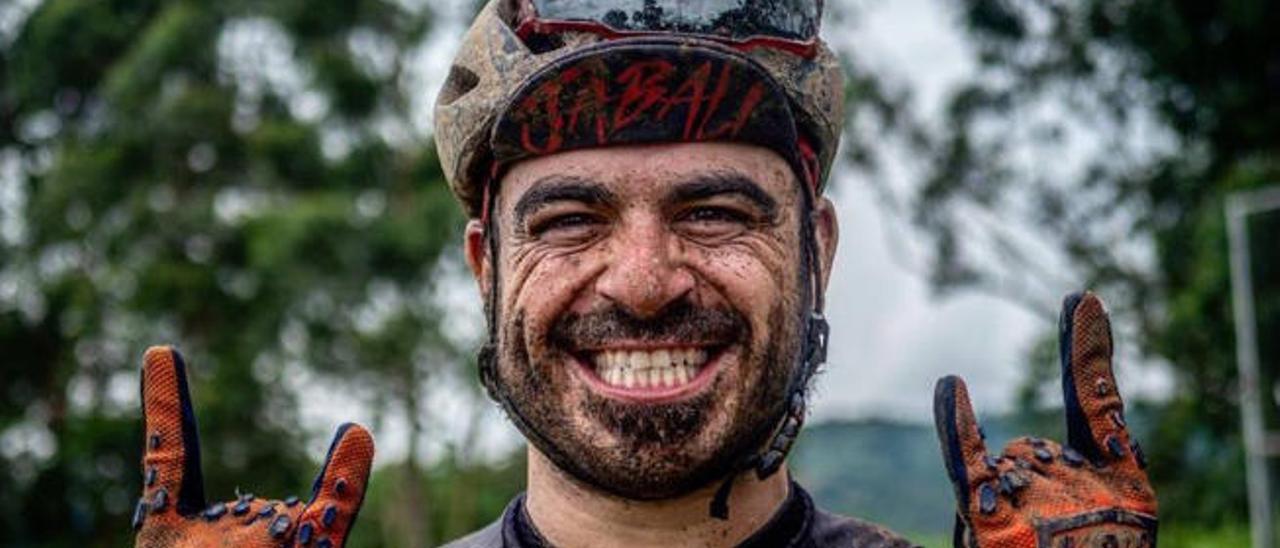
[502,243,609,350]
[685,235,798,320]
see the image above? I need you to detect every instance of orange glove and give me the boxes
[132,346,375,548]
[933,292,1157,547]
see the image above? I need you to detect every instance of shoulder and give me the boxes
[809,507,919,548]
[440,519,503,548]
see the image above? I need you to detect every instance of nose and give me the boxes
[594,217,695,318]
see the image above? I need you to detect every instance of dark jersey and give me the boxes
[442,482,916,547]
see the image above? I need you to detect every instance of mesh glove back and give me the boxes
[933,292,1158,547]
[133,346,375,548]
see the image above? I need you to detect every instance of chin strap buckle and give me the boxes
[477,341,501,400]
[710,311,828,521]
[807,312,829,367]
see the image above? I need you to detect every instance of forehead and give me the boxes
[496,142,798,208]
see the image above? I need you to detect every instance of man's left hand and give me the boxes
[933,292,1158,547]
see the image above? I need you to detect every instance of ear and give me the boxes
[811,197,839,293]
[464,219,491,297]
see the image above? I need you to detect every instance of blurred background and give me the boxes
[1,0,1277,546]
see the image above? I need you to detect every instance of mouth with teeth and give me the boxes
[572,345,725,403]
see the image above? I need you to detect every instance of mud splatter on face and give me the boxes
[489,293,804,498]
[479,142,816,500]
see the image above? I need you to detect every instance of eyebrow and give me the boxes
[512,175,617,227]
[665,172,779,218]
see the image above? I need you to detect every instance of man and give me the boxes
[130,1,1159,546]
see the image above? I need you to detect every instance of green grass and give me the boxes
[1159,523,1252,548]
[904,532,950,548]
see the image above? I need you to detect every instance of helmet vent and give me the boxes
[438,64,480,106]
[522,32,565,54]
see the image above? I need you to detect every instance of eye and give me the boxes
[676,205,752,239]
[529,212,605,244]
[684,206,748,224]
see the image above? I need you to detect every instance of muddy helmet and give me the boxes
[434,0,845,217]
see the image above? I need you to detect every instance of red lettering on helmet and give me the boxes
[693,61,733,140]
[613,60,675,132]
[724,81,767,138]
[563,67,609,147]
[656,61,712,140]
[518,66,577,154]
[515,56,764,156]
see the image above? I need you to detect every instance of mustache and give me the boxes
[548,300,747,350]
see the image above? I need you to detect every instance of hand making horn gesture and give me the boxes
[132,346,375,547]
[934,292,1158,547]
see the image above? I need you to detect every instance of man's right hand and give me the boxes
[133,346,375,548]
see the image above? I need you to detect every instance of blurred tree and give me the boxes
[877,0,1280,526]
[0,0,513,546]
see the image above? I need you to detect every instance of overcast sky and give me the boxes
[810,0,1047,422]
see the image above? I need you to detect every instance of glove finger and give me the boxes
[139,346,206,517]
[933,375,991,514]
[297,423,375,548]
[1059,292,1133,465]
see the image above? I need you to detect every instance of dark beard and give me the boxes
[485,299,803,500]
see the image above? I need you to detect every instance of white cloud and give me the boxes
[810,0,1047,423]
[813,171,1046,422]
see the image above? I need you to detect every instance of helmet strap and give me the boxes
[477,179,597,482]
[710,145,828,519]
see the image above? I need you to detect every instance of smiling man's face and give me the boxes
[466,142,836,499]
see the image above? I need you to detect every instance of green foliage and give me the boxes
[0,0,513,545]
[889,0,1280,526]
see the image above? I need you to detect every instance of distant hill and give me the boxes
[788,417,1028,537]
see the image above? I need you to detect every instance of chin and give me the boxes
[547,384,773,500]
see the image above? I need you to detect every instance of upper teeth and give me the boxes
[593,348,708,389]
